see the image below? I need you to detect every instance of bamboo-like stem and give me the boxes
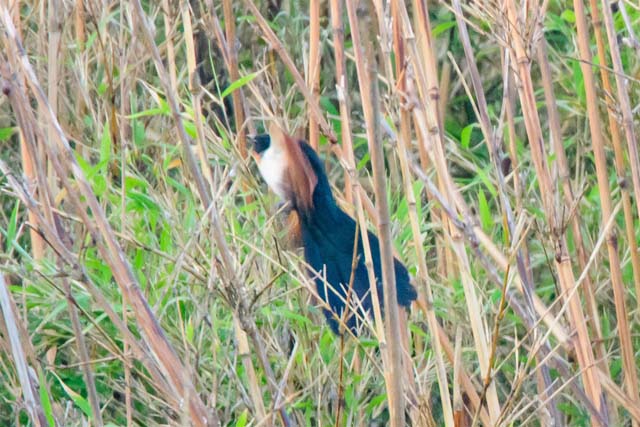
[119,8,134,427]
[574,0,639,414]
[599,0,640,226]
[0,274,47,427]
[47,0,61,196]
[409,0,457,281]
[244,0,335,143]
[73,0,87,145]
[390,0,454,424]
[407,0,502,421]
[222,0,248,156]
[307,0,321,150]
[340,0,385,341]
[63,276,104,426]
[366,29,405,427]
[536,38,608,376]
[132,2,290,424]
[327,0,354,206]
[587,0,640,373]
[162,0,179,94]
[15,0,44,262]
[1,8,217,426]
[451,2,560,422]
[184,4,268,422]
[410,159,609,424]
[502,0,605,422]
[345,0,404,424]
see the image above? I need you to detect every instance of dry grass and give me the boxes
[0,0,639,426]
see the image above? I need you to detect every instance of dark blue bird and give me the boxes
[252,124,416,334]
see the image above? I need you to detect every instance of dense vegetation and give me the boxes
[0,0,639,426]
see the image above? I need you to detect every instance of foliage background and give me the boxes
[0,0,639,426]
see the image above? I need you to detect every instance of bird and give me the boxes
[251,123,417,334]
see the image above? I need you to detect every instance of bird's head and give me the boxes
[251,123,318,213]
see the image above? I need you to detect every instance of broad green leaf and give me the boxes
[51,372,93,419]
[221,72,258,98]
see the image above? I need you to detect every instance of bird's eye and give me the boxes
[251,134,271,155]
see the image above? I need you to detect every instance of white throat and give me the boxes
[258,145,287,200]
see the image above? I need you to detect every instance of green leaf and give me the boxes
[433,21,456,37]
[478,189,492,231]
[186,317,195,343]
[561,9,576,23]
[281,309,312,326]
[320,96,339,116]
[0,127,16,141]
[38,370,56,427]
[126,107,166,119]
[51,372,93,419]
[221,72,258,98]
[475,167,498,198]
[6,200,19,252]
[98,121,111,170]
[235,409,249,427]
[460,123,477,149]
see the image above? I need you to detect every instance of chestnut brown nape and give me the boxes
[268,123,318,213]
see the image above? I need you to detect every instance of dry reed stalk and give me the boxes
[47,0,62,196]
[244,0,335,143]
[451,3,562,422]
[162,0,179,93]
[588,0,640,307]
[344,0,405,424]
[502,0,605,422]
[308,0,321,150]
[452,330,465,427]
[325,0,385,343]
[536,37,608,371]
[599,369,640,424]
[403,0,502,421]
[184,5,268,421]
[410,159,609,424]
[13,0,45,262]
[222,0,248,157]
[573,0,640,414]
[365,20,405,427]
[130,2,293,425]
[327,0,355,206]
[0,156,178,408]
[0,9,217,426]
[408,0,457,281]
[118,8,135,427]
[63,275,104,426]
[183,3,214,189]
[599,0,640,225]
[436,324,491,426]
[0,274,48,427]
[389,1,454,424]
